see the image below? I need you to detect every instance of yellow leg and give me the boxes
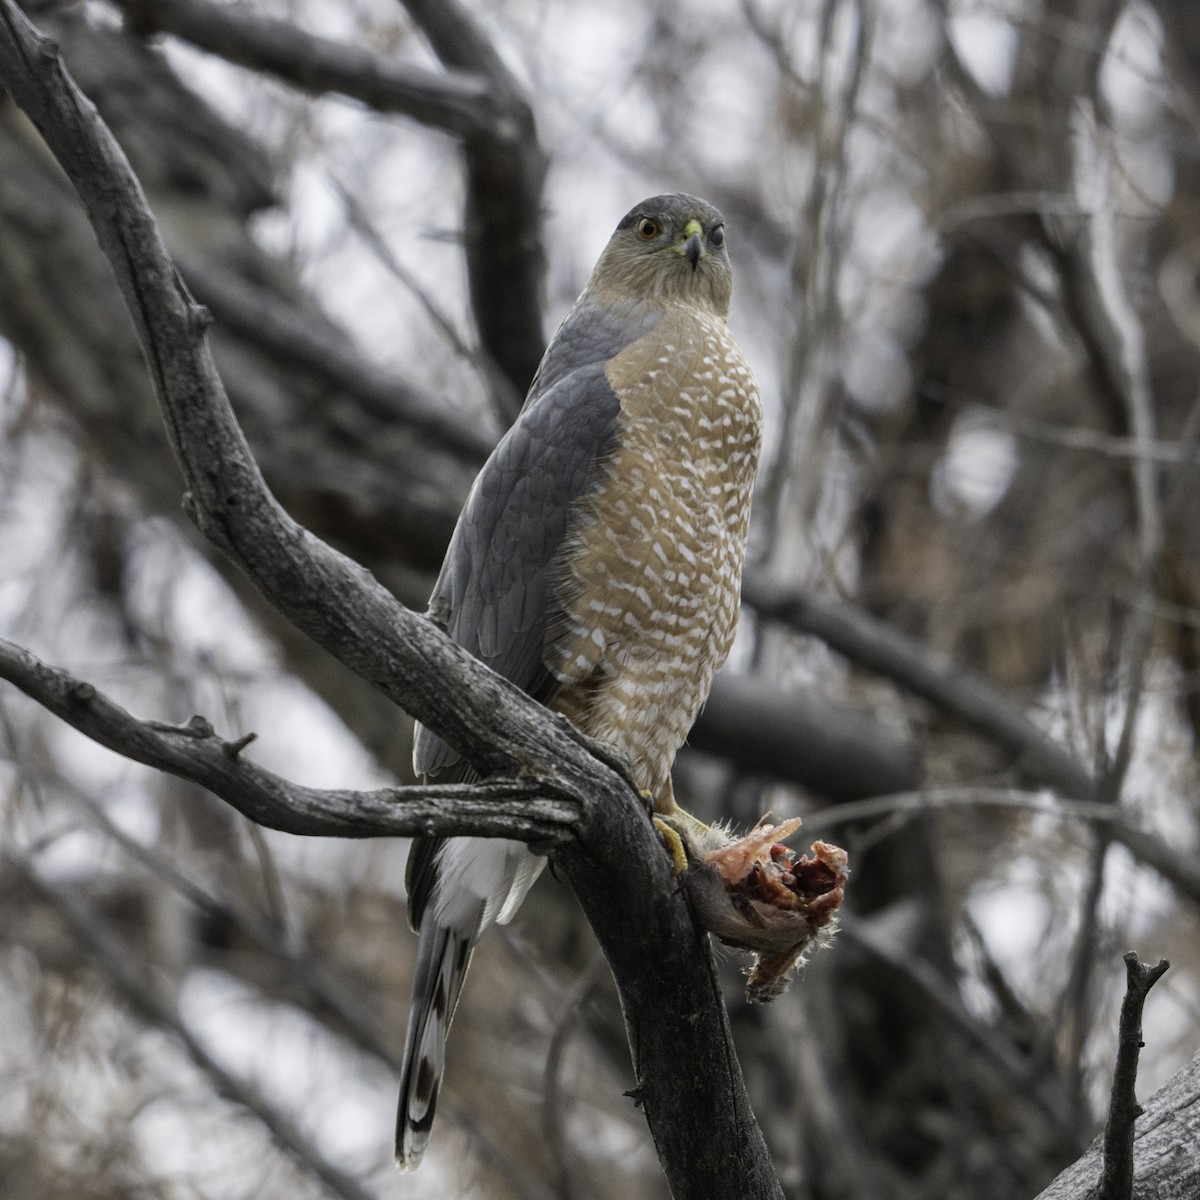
[653,817,690,876]
[655,804,733,860]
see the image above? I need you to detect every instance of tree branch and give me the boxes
[0,7,783,1194]
[400,0,549,411]
[1097,953,1171,1200]
[742,573,1096,799]
[132,0,552,416]
[178,253,495,464]
[0,635,579,845]
[691,667,921,801]
[116,0,497,137]
[0,0,580,791]
[803,786,1200,910]
[1034,987,1195,1200]
[12,857,381,1200]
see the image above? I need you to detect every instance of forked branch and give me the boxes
[0,5,782,1195]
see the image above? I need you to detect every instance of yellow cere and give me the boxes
[682,219,703,239]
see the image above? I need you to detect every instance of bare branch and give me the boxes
[542,953,608,1200]
[116,0,496,137]
[1051,68,1165,1092]
[179,254,495,463]
[12,857,381,1200]
[329,176,524,422]
[0,0,588,791]
[1097,953,1171,1200]
[742,574,1096,799]
[691,668,920,800]
[0,9,784,1194]
[1063,102,1163,796]
[0,635,578,845]
[126,0,552,415]
[1035,1047,1200,1200]
[803,787,1200,909]
[921,377,1200,465]
[400,0,549,411]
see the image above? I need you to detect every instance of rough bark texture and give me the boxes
[1034,1051,1200,1200]
[0,6,784,1194]
[3,3,1199,1199]
[0,0,923,795]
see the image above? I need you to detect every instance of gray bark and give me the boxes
[0,0,922,798]
[1034,1051,1200,1200]
[0,6,785,1194]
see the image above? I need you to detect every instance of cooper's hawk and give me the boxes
[397,193,762,1168]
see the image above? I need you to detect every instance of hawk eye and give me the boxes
[710,224,725,248]
[636,218,660,240]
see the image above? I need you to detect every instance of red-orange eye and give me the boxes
[637,218,660,240]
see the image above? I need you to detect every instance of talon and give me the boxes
[653,817,690,877]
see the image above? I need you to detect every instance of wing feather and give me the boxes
[412,361,622,777]
[407,297,661,932]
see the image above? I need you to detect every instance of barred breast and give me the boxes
[546,305,762,809]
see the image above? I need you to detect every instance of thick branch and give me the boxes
[554,800,784,1200]
[135,0,550,415]
[117,0,496,137]
[1035,1038,1196,1200]
[0,0,582,791]
[0,8,783,1195]
[692,669,920,800]
[0,636,577,844]
[400,0,549,411]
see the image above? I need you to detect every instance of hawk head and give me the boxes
[588,193,734,316]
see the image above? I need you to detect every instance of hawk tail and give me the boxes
[395,922,474,1170]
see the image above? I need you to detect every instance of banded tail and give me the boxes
[395,923,474,1169]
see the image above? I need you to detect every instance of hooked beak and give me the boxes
[682,218,704,270]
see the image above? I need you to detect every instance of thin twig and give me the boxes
[177,254,493,463]
[542,953,608,1200]
[13,857,382,1200]
[399,0,549,412]
[802,786,1200,908]
[756,0,873,555]
[1034,1047,1200,1199]
[1053,84,1165,1087]
[1097,952,1170,1200]
[919,378,1200,465]
[330,176,522,423]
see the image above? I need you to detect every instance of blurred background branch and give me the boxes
[1,0,1198,1197]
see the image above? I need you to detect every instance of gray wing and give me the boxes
[412,360,622,779]
[407,297,660,930]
